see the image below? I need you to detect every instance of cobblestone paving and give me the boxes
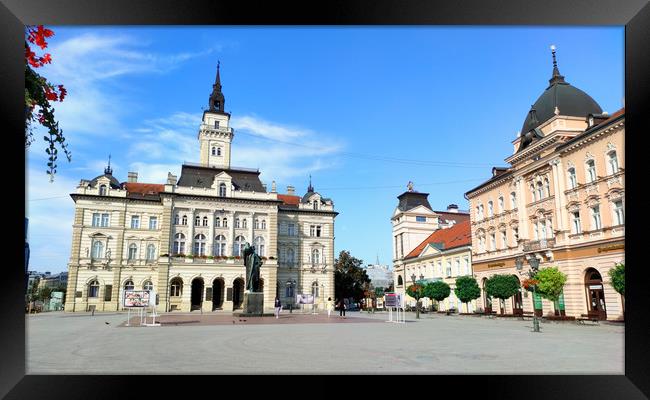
[26,310,624,374]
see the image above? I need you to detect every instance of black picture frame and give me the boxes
[2,0,648,398]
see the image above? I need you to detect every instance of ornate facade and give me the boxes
[465,48,624,320]
[64,64,337,313]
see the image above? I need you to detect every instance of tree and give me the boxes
[608,262,625,314]
[334,250,370,303]
[485,274,520,314]
[374,287,385,298]
[533,267,568,314]
[406,283,425,319]
[423,281,450,311]
[454,276,481,313]
[25,25,71,181]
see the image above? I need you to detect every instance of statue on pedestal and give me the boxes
[243,242,262,293]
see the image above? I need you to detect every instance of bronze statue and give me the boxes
[243,242,262,292]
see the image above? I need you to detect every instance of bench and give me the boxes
[576,314,600,325]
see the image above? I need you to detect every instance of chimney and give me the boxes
[287,185,295,195]
[127,172,138,183]
[166,172,177,185]
[447,204,459,213]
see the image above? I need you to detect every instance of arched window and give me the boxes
[544,178,550,197]
[170,278,183,297]
[215,217,221,227]
[211,147,216,156]
[510,192,516,209]
[217,147,222,156]
[181,215,187,225]
[222,218,228,228]
[235,218,240,228]
[254,219,259,229]
[234,235,246,257]
[488,201,494,217]
[91,240,104,259]
[143,280,154,291]
[219,183,227,197]
[530,184,536,201]
[261,220,266,230]
[313,201,318,210]
[88,280,100,298]
[586,160,597,183]
[254,236,265,256]
[242,219,248,229]
[174,214,180,225]
[99,185,107,196]
[568,168,577,189]
[146,244,156,260]
[173,233,186,255]
[312,281,320,298]
[608,151,619,174]
[286,247,295,263]
[498,196,504,213]
[536,182,544,200]
[312,249,320,264]
[128,244,138,260]
[195,215,201,226]
[214,235,226,256]
[194,234,207,256]
[203,216,209,226]
[124,280,134,291]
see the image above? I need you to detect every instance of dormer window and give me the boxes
[313,201,318,210]
[99,185,107,196]
[589,116,594,127]
[219,183,226,197]
[214,120,220,128]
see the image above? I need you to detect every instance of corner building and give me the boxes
[64,64,337,313]
[465,50,624,320]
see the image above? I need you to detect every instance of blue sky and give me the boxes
[26,26,624,273]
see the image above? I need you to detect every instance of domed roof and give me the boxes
[519,48,602,148]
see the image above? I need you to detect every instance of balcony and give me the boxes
[522,238,555,252]
[199,123,233,134]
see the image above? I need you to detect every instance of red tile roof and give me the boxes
[277,194,300,205]
[404,220,472,259]
[124,183,165,195]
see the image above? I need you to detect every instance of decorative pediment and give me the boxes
[606,189,624,201]
[584,195,601,207]
[585,152,594,161]
[566,201,581,212]
[606,142,616,151]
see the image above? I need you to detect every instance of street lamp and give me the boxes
[286,279,295,313]
[516,256,541,333]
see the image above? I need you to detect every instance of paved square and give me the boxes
[26,311,624,374]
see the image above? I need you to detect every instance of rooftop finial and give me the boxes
[548,45,566,86]
[104,154,113,175]
[307,174,314,192]
[216,60,221,85]
[407,181,414,192]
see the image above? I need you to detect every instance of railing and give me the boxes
[199,123,233,134]
[522,238,555,252]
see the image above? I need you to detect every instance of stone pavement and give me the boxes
[26,310,624,374]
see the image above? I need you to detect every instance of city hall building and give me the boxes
[64,64,337,313]
[465,49,624,320]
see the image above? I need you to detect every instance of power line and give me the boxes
[318,178,485,191]
[28,195,69,202]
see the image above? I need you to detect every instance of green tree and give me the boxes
[454,276,481,313]
[485,274,520,314]
[334,250,370,302]
[406,283,425,319]
[374,287,385,298]
[423,281,450,311]
[608,262,625,314]
[533,267,567,315]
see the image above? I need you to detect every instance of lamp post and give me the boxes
[286,279,295,313]
[516,256,541,333]
[411,273,420,319]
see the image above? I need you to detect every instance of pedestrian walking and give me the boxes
[339,298,346,317]
[326,297,334,318]
[274,297,281,319]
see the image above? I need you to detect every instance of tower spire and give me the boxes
[307,174,314,193]
[548,45,566,86]
[104,154,113,175]
[208,60,225,112]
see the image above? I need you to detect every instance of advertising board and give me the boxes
[123,290,152,307]
[296,294,314,304]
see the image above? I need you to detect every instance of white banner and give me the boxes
[296,294,314,304]
[124,290,152,307]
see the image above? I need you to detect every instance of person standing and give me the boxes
[274,297,281,319]
[339,298,346,317]
[326,297,333,318]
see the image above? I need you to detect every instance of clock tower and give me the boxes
[199,61,233,168]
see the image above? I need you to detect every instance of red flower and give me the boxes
[58,85,67,100]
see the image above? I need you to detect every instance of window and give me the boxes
[149,217,158,230]
[173,233,186,254]
[488,201,494,217]
[254,219,260,229]
[478,204,484,219]
[572,212,582,234]
[217,148,222,156]
[222,218,228,228]
[286,248,295,263]
[261,220,266,230]
[316,226,322,237]
[586,160,597,183]
[533,222,539,240]
[128,244,138,260]
[88,280,100,298]
[92,213,101,227]
[287,223,295,236]
[540,220,547,239]
[501,230,507,248]
[99,185,107,196]
[234,236,246,257]
[498,197,504,213]
[214,120,219,128]
[214,235,226,256]
[202,216,208,226]
[131,215,140,229]
[101,213,109,227]
[211,147,216,156]
[194,234,207,256]
[146,244,156,260]
[446,261,452,277]
[91,240,104,259]
[286,283,295,298]
[475,206,480,220]
[174,214,180,225]
[464,257,470,275]
[313,201,318,210]
[235,218,240,228]
[568,168,577,189]
[181,215,187,225]
[215,217,221,227]
[416,216,426,222]
[510,192,517,209]
[254,236,265,256]
[530,184,536,202]
[219,183,227,197]
[124,280,134,291]
[490,233,496,251]
[536,182,544,200]
[513,227,519,244]
[312,249,320,264]
[143,280,154,291]
[455,258,460,276]
[242,219,247,229]
[591,205,602,230]
[310,225,315,237]
[170,278,182,297]
[195,215,201,226]
[312,282,320,298]
[613,200,624,225]
[544,178,551,197]
[608,151,619,174]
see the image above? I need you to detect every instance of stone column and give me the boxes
[208,211,216,256]
[157,196,174,313]
[187,208,195,255]
[228,211,235,256]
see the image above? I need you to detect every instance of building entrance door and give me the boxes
[232,278,244,310]
[512,276,523,316]
[190,278,204,311]
[212,279,224,310]
[585,269,607,320]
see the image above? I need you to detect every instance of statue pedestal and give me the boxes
[235,292,272,317]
